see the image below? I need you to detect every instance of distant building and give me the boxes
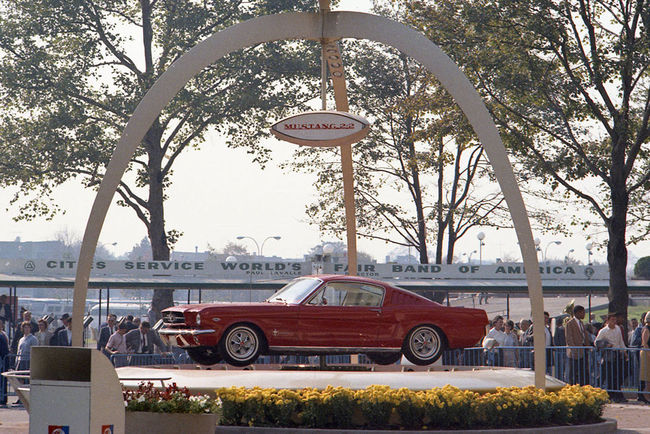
[0,237,67,259]
[171,250,210,261]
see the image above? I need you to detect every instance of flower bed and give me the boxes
[215,384,609,430]
[124,382,218,414]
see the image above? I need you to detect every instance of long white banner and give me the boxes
[0,259,608,281]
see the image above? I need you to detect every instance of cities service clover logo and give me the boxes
[24,261,36,272]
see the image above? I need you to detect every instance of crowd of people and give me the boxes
[480,306,650,403]
[0,303,169,407]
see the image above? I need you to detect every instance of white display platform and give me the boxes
[117,366,565,396]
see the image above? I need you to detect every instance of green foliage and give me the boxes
[286,10,512,264]
[0,0,318,256]
[406,0,650,318]
[354,385,395,428]
[634,257,650,279]
[0,0,319,315]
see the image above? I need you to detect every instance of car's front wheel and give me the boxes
[218,324,263,366]
[402,325,446,365]
[186,346,222,365]
[365,352,401,365]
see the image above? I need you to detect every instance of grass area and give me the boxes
[590,304,650,322]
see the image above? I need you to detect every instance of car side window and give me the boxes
[307,282,384,307]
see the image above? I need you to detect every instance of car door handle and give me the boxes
[369,308,381,313]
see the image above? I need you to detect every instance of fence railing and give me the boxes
[443,346,650,399]
[3,347,650,405]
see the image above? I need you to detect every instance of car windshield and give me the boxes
[266,278,322,304]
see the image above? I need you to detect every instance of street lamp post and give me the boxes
[236,235,282,256]
[477,232,486,265]
[464,250,477,264]
[585,242,593,266]
[543,240,562,265]
[564,248,575,264]
[260,236,282,256]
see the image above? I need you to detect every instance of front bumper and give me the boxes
[159,328,217,348]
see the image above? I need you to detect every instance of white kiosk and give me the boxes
[29,347,125,434]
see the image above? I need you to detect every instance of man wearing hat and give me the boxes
[594,312,628,401]
[51,314,71,346]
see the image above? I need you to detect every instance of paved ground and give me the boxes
[1,394,649,433]
[448,293,614,321]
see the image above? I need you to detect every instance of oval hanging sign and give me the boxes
[271,111,370,147]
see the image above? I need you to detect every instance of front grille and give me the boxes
[162,311,185,324]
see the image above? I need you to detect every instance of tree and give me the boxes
[288,37,512,265]
[127,237,153,261]
[307,242,375,263]
[207,242,249,259]
[634,257,650,279]
[55,228,115,261]
[408,0,650,320]
[0,0,318,317]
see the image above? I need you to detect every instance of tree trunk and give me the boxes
[405,127,428,264]
[145,123,174,320]
[446,220,456,264]
[435,136,445,264]
[607,154,629,333]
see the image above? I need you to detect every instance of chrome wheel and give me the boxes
[219,324,262,366]
[403,325,445,365]
[410,326,439,358]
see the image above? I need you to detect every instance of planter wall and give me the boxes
[126,411,217,434]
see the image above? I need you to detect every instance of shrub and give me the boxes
[634,256,650,279]
[214,384,609,429]
[354,385,396,428]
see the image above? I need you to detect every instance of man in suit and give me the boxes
[50,313,69,346]
[122,315,137,331]
[54,316,72,347]
[125,321,167,355]
[566,305,589,385]
[97,314,117,352]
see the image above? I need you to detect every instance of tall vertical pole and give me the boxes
[320,2,357,276]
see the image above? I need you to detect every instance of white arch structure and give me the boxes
[72,11,548,388]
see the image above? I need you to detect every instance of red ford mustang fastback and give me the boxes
[159,275,488,366]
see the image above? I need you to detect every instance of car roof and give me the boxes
[307,274,437,305]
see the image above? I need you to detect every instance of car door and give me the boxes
[298,281,386,349]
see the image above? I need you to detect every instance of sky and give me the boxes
[0,0,647,267]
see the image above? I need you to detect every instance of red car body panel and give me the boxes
[160,275,488,354]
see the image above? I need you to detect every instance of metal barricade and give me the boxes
[109,352,178,368]
[441,346,650,400]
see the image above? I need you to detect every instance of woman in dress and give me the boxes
[502,320,520,367]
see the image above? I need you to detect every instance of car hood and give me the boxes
[164,301,291,313]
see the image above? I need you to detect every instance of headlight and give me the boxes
[196,313,201,325]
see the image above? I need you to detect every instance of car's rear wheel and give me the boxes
[218,324,263,366]
[186,346,222,365]
[365,352,401,365]
[402,325,446,365]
